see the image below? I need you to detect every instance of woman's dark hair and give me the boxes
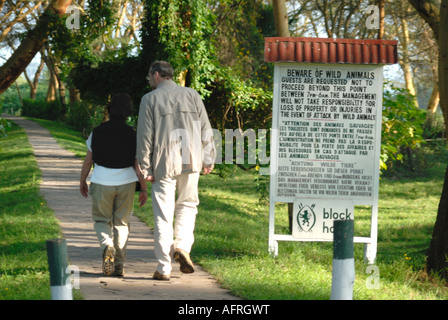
[107,93,133,121]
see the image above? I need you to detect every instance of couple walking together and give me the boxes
[80,61,216,280]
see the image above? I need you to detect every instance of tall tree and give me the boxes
[0,0,71,95]
[273,0,295,231]
[273,0,290,36]
[378,0,386,39]
[392,1,419,107]
[0,0,44,44]
[69,0,165,107]
[23,52,45,99]
[409,0,448,278]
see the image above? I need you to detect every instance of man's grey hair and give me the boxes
[149,61,174,79]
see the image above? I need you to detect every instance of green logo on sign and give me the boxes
[297,203,316,232]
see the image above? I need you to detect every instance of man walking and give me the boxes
[137,61,215,280]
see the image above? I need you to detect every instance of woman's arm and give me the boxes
[80,151,93,198]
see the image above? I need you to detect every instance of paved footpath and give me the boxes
[4,115,239,301]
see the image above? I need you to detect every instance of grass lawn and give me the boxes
[2,117,448,299]
[133,151,448,299]
[166,168,448,300]
[0,122,63,300]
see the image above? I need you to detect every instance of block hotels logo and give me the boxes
[296,203,316,232]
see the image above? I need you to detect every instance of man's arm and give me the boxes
[136,94,155,181]
[195,93,215,173]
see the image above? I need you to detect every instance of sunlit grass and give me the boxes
[0,123,63,300]
[133,165,448,300]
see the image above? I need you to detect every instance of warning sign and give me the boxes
[272,63,383,205]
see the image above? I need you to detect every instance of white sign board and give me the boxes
[271,63,383,205]
[268,63,383,263]
[292,199,354,241]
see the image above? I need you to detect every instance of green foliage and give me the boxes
[0,118,11,139]
[212,1,273,83]
[424,112,446,141]
[71,56,148,108]
[158,0,217,96]
[67,0,275,126]
[0,90,21,115]
[40,0,446,181]
[50,0,120,67]
[51,0,147,106]
[0,79,32,115]
[222,69,272,114]
[65,101,105,138]
[205,68,273,131]
[381,84,426,173]
[18,97,105,139]
[21,99,67,121]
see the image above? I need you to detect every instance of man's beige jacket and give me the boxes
[137,79,215,181]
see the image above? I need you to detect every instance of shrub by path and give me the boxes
[3,115,238,301]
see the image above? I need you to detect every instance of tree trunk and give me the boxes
[401,61,419,106]
[14,81,23,109]
[400,5,420,107]
[426,164,448,278]
[55,64,66,107]
[0,0,71,95]
[24,54,45,100]
[377,0,386,39]
[46,69,59,102]
[408,0,440,40]
[68,67,81,104]
[272,0,294,230]
[41,42,66,106]
[427,1,448,276]
[411,0,448,278]
[427,82,440,113]
[69,86,81,104]
[273,0,290,37]
[437,0,448,130]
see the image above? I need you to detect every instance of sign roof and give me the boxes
[264,37,398,65]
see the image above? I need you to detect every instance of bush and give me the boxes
[0,118,11,139]
[65,101,105,137]
[21,99,67,121]
[381,84,447,176]
[381,84,426,174]
[20,98,106,138]
[424,112,446,141]
[421,113,448,169]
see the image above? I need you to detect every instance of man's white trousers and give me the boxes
[151,172,200,275]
